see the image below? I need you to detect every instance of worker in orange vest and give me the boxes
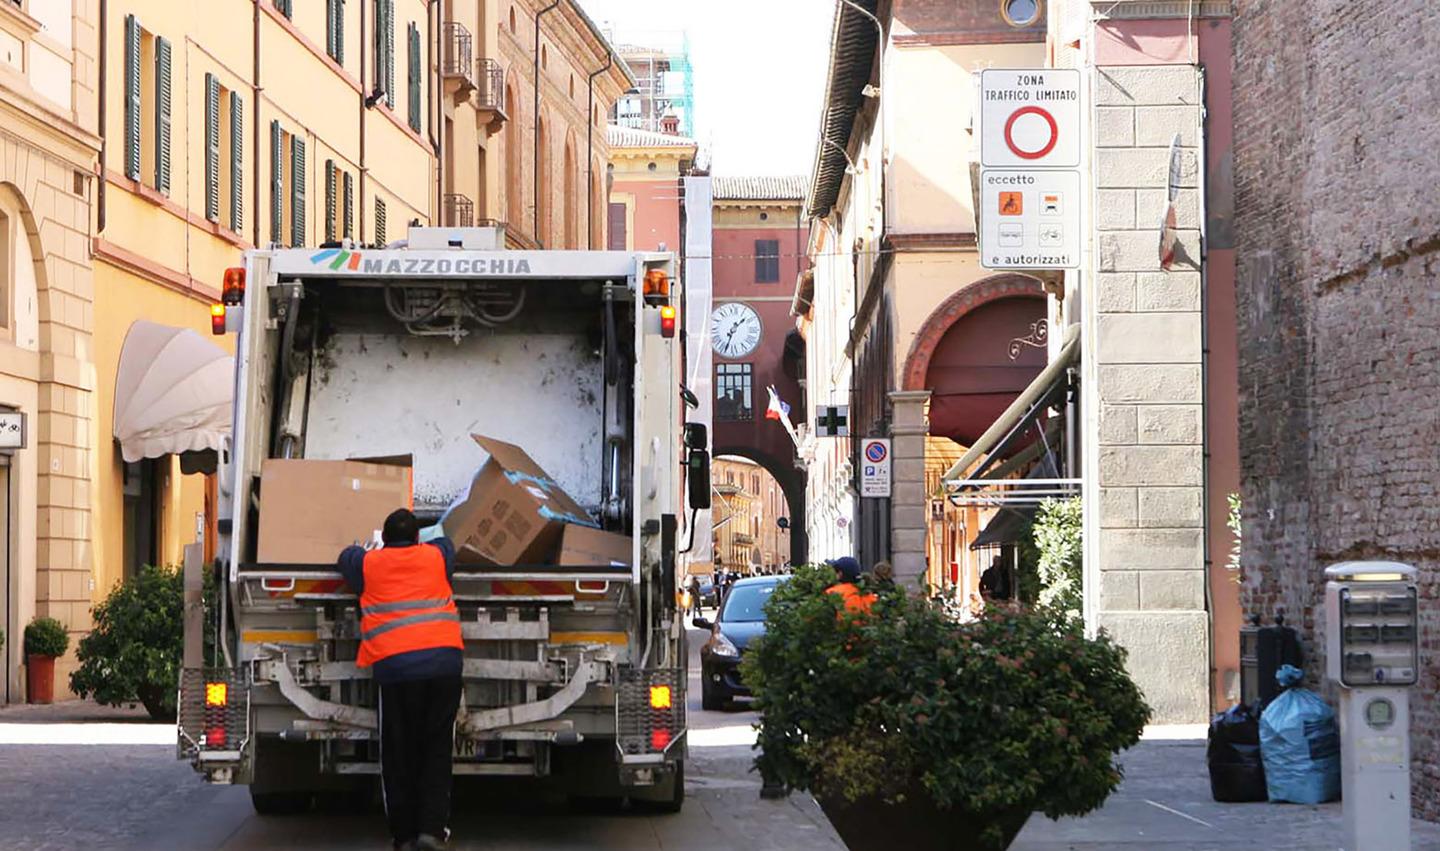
[825,557,877,616]
[337,509,463,851]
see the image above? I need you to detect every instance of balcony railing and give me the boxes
[442,22,474,82]
[475,58,504,112]
[443,194,474,228]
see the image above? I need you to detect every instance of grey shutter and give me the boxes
[324,159,336,243]
[270,120,283,245]
[375,197,387,246]
[407,23,421,132]
[204,73,220,222]
[326,0,336,57]
[123,15,141,180]
[384,0,395,106]
[276,0,292,19]
[342,171,354,239]
[155,36,172,194]
[291,136,307,247]
[230,92,244,232]
[327,0,345,63]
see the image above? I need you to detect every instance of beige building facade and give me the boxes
[0,0,100,701]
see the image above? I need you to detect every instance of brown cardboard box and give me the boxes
[444,435,598,565]
[256,457,413,564]
[556,525,632,569]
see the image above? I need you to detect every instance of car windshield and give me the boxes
[720,583,777,623]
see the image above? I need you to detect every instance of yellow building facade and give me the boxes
[0,0,100,701]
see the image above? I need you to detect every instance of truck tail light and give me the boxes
[617,669,684,759]
[222,267,246,305]
[179,669,249,757]
[644,268,670,300]
[210,304,227,335]
[660,305,676,338]
[649,685,672,709]
[205,682,228,707]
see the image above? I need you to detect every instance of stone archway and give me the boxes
[902,273,1046,392]
[712,444,808,566]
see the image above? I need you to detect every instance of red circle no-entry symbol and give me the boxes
[1003,106,1059,160]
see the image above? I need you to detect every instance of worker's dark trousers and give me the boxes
[379,675,463,843]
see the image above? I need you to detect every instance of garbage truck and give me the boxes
[176,225,709,814]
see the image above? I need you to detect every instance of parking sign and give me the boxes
[860,438,891,498]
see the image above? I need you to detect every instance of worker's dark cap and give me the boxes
[382,508,420,545]
[826,557,862,582]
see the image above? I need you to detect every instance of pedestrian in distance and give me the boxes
[337,509,463,851]
[686,574,703,617]
[979,554,1012,602]
[870,560,895,588]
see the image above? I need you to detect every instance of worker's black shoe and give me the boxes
[414,834,446,850]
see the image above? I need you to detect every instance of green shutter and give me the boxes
[375,197,387,246]
[324,159,336,243]
[275,0,292,19]
[327,0,345,63]
[326,0,336,57]
[123,15,141,180]
[230,92,244,233]
[291,135,307,247]
[270,120,283,245]
[384,0,395,106]
[204,73,220,222]
[155,36,172,193]
[407,23,421,132]
[342,171,354,239]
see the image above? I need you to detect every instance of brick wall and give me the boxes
[1232,0,1440,818]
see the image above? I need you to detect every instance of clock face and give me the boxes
[711,303,762,359]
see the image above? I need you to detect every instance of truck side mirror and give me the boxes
[687,448,711,510]
[684,422,708,450]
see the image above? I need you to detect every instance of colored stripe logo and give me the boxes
[310,249,363,271]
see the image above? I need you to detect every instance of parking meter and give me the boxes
[1324,562,1419,851]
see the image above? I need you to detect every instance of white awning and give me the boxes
[113,320,234,464]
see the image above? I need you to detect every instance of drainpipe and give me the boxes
[428,0,441,224]
[533,0,561,245]
[97,0,107,234]
[359,0,367,244]
[585,50,613,250]
[253,0,263,247]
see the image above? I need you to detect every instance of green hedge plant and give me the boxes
[743,564,1150,850]
[1033,497,1083,621]
[24,617,69,658]
[70,565,186,720]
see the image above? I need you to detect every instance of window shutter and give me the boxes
[270,120,283,245]
[324,159,337,243]
[384,0,395,106]
[204,73,220,222]
[328,0,345,63]
[291,136,307,247]
[407,23,421,132]
[155,36,173,194]
[326,0,336,58]
[375,197,387,246]
[342,171,354,239]
[276,0,292,19]
[230,92,244,232]
[123,15,141,180]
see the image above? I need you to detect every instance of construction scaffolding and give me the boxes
[606,29,694,137]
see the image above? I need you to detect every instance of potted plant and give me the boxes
[743,565,1151,851]
[23,616,70,704]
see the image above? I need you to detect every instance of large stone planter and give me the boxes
[818,789,1030,851]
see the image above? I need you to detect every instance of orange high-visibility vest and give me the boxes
[357,544,463,667]
[826,582,877,616]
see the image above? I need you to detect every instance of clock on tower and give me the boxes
[711,302,762,359]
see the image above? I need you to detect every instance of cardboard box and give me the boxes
[256,457,413,564]
[556,525,632,569]
[444,435,599,565]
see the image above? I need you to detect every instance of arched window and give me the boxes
[537,114,550,245]
[563,135,577,249]
[508,6,516,33]
[505,82,521,227]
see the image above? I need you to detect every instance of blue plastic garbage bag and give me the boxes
[1259,664,1341,804]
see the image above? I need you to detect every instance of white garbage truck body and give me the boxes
[176,226,695,812]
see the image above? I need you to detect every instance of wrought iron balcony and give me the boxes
[442,22,474,85]
[443,194,474,228]
[475,58,505,113]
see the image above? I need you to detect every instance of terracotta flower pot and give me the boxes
[818,788,1030,851]
[26,654,56,704]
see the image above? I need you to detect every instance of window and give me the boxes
[326,0,346,63]
[269,121,306,247]
[407,22,422,132]
[204,74,243,231]
[1002,0,1041,27]
[754,239,780,283]
[716,363,753,422]
[123,16,172,194]
[373,0,395,106]
[509,6,516,33]
[607,202,626,250]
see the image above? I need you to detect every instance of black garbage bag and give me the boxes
[1207,702,1268,802]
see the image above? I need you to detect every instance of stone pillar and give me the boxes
[1089,63,1209,723]
[888,390,931,588]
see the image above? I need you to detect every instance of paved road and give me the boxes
[0,616,844,850]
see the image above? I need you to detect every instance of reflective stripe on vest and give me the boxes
[357,544,464,667]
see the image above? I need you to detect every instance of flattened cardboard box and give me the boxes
[556,525,632,569]
[445,434,598,565]
[257,457,413,564]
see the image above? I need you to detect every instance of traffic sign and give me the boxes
[980,69,1082,169]
[860,438,891,499]
[980,169,1082,270]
